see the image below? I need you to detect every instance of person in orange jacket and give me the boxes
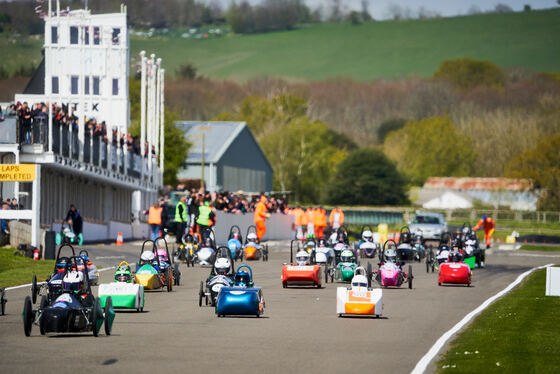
[329,207,345,230]
[254,194,271,241]
[473,215,495,249]
[315,206,327,239]
[305,207,315,238]
[293,205,307,240]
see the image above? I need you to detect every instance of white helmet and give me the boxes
[362,230,373,242]
[140,251,155,263]
[214,258,231,275]
[351,274,368,289]
[247,232,258,242]
[295,250,310,266]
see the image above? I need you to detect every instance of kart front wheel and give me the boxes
[92,298,101,337]
[23,296,33,337]
[198,281,204,307]
[173,263,180,286]
[408,265,413,289]
[104,297,113,336]
[31,274,38,304]
[166,269,173,292]
[39,295,48,335]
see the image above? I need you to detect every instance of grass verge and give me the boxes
[0,247,55,288]
[519,244,560,252]
[436,267,560,373]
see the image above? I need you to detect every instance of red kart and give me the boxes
[438,250,472,286]
[282,240,322,288]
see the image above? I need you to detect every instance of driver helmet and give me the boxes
[414,230,423,241]
[56,256,70,272]
[384,248,397,263]
[449,250,463,263]
[232,232,239,240]
[156,248,168,262]
[362,230,373,242]
[337,232,346,242]
[140,250,155,265]
[462,226,470,235]
[214,258,231,275]
[114,268,132,283]
[305,240,316,251]
[296,250,310,265]
[204,237,213,247]
[438,244,450,254]
[401,231,411,243]
[234,271,251,287]
[247,232,258,243]
[318,239,327,247]
[62,270,84,291]
[340,249,355,263]
[184,234,194,244]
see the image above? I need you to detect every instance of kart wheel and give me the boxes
[173,263,180,286]
[205,295,209,305]
[367,263,372,288]
[39,295,47,335]
[166,269,173,292]
[23,296,33,337]
[408,265,413,289]
[438,282,442,286]
[104,297,113,336]
[426,259,429,273]
[31,275,38,304]
[324,267,328,283]
[92,298,101,337]
[198,281,204,307]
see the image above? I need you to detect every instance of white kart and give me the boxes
[336,267,383,318]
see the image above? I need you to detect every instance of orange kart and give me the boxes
[282,240,323,288]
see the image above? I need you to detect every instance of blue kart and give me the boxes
[227,225,243,261]
[215,265,265,318]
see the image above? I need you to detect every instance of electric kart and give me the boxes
[216,265,265,318]
[134,240,175,291]
[330,247,359,283]
[337,267,383,318]
[438,248,472,286]
[196,228,217,266]
[243,225,269,261]
[282,240,323,288]
[227,225,243,261]
[77,249,99,286]
[199,246,235,307]
[396,226,416,261]
[313,238,334,277]
[411,229,426,262]
[460,223,483,269]
[357,226,378,259]
[373,240,413,289]
[23,255,115,337]
[55,222,84,246]
[174,232,200,267]
[31,244,77,305]
[98,261,145,312]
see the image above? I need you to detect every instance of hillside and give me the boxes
[1,9,559,81]
[130,8,560,81]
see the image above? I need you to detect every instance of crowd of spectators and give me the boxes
[3,101,158,160]
[174,186,288,214]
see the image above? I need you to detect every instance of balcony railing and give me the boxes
[12,115,161,184]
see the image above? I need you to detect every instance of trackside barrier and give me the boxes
[213,211,293,244]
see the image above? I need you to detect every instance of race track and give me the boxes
[0,241,557,374]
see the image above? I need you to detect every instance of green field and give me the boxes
[131,9,560,81]
[436,267,560,373]
[1,9,559,81]
[0,247,55,288]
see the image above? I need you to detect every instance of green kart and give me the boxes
[330,248,358,282]
[98,261,145,311]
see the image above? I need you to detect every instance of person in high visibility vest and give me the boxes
[147,201,163,241]
[196,199,215,235]
[174,195,188,243]
[254,194,271,241]
[329,206,345,230]
[293,205,307,240]
[473,215,496,250]
[305,207,315,238]
[315,206,327,239]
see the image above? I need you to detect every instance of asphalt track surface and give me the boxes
[1,241,558,374]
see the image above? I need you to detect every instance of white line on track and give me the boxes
[4,263,135,291]
[410,263,555,374]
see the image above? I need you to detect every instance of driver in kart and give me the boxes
[245,232,260,249]
[295,250,310,266]
[437,245,451,264]
[233,270,253,288]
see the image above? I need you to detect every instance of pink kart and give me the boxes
[372,240,413,289]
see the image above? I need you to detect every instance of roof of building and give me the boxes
[23,57,45,95]
[422,191,473,210]
[423,177,533,191]
[175,121,268,166]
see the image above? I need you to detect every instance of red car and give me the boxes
[438,251,472,286]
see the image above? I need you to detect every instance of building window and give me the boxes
[52,76,59,94]
[83,26,89,45]
[71,76,79,95]
[112,78,119,95]
[51,26,58,44]
[93,26,101,45]
[112,28,120,45]
[70,26,79,44]
[84,77,90,95]
[93,77,100,95]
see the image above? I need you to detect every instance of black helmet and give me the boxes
[56,256,70,272]
[449,251,463,263]
[401,232,411,243]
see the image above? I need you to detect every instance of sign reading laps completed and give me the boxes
[0,164,36,181]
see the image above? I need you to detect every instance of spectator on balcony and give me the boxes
[18,102,32,143]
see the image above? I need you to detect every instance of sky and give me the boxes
[206,0,559,20]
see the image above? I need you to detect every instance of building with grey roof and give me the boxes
[175,121,273,193]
